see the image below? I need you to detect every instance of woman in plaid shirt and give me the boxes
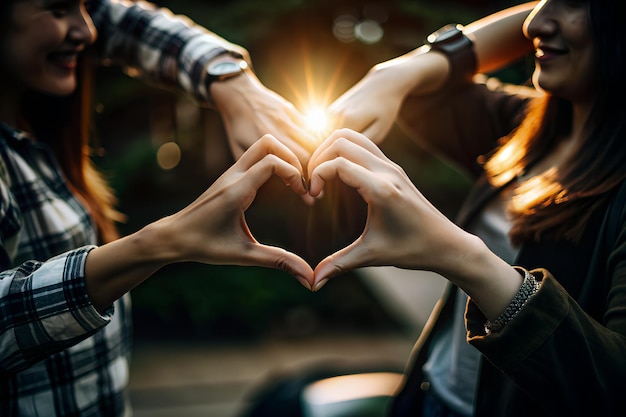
[0,0,314,415]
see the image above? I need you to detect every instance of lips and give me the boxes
[48,50,80,70]
[535,44,567,61]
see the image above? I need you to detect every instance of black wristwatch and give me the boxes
[425,24,476,83]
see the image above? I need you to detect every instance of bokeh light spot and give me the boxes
[156,141,181,171]
[333,15,358,43]
[355,19,384,44]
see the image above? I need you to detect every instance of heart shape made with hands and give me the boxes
[246,175,367,276]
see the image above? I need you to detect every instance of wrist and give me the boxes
[204,52,251,105]
[484,267,540,334]
[373,46,451,97]
[132,218,182,266]
[210,70,257,117]
[425,24,477,85]
[84,223,175,312]
[442,234,524,320]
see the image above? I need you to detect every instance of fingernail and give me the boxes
[301,176,309,192]
[313,279,328,292]
[297,276,313,291]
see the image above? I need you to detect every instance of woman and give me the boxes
[310,0,626,416]
[0,1,313,416]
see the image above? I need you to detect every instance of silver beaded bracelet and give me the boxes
[484,267,541,335]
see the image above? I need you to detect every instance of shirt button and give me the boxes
[420,381,430,391]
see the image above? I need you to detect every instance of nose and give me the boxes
[522,0,557,40]
[68,6,98,46]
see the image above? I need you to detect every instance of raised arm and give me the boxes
[327,2,537,143]
[88,0,316,163]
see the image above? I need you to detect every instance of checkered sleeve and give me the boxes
[89,0,244,103]
[0,246,112,376]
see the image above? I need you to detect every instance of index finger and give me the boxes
[238,134,305,174]
[308,128,387,175]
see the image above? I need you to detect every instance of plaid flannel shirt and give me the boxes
[89,0,241,104]
[1,0,238,415]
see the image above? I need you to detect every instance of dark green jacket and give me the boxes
[390,79,626,417]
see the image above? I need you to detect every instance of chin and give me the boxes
[531,71,552,95]
[36,76,78,97]
[38,87,76,97]
[54,83,77,96]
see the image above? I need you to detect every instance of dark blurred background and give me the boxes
[91,0,531,345]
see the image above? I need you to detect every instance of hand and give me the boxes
[158,134,315,289]
[326,48,452,144]
[326,69,406,144]
[307,129,475,290]
[211,71,319,166]
[85,134,315,312]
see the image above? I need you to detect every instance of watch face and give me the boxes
[427,24,463,45]
[209,60,247,77]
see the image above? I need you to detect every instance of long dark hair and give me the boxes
[485,0,626,244]
[20,58,124,244]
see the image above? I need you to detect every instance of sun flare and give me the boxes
[274,40,348,148]
[304,106,330,136]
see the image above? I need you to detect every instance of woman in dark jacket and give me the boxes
[309,0,626,416]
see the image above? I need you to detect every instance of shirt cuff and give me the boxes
[31,246,112,342]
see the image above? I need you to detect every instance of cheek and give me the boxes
[565,17,594,83]
[0,39,29,79]
[571,43,595,88]
[5,44,41,83]
[6,31,58,78]
[13,19,64,56]
[566,12,592,50]
[576,53,595,94]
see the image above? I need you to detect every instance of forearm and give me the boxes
[369,2,536,99]
[369,46,450,99]
[465,2,536,74]
[89,0,249,102]
[436,233,525,322]
[84,221,175,313]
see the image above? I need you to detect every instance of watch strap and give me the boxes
[426,24,477,85]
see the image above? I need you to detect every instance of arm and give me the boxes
[84,135,313,313]
[88,0,316,162]
[88,0,247,101]
[308,130,626,415]
[1,136,312,375]
[307,129,523,320]
[327,2,537,144]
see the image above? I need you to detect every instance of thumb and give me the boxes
[248,244,315,291]
[312,238,367,291]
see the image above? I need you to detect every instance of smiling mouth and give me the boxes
[49,52,80,70]
[535,46,567,62]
